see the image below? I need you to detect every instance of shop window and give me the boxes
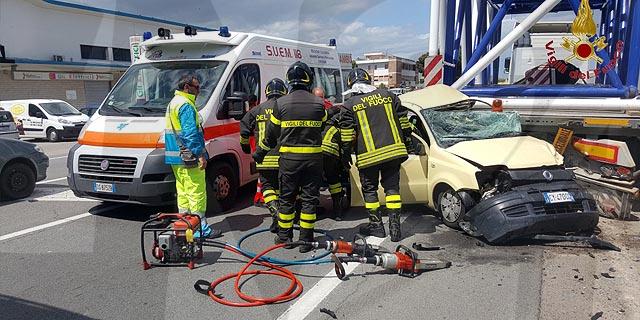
[80,45,107,60]
[112,48,131,62]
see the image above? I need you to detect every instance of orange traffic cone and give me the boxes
[254,178,264,206]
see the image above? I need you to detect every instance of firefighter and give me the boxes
[340,68,413,242]
[164,74,221,238]
[254,61,327,253]
[239,78,288,233]
[321,104,349,220]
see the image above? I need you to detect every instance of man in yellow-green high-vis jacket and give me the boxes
[165,74,221,238]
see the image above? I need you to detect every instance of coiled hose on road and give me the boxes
[194,228,333,307]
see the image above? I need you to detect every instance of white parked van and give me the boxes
[67,28,344,212]
[0,99,89,141]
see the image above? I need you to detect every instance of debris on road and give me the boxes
[600,272,615,279]
[320,308,337,319]
[590,311,604,320]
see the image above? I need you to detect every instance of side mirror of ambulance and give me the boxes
[226,91,248,121]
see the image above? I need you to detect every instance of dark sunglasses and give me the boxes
[187,82,200,90]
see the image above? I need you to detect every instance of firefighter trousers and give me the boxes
[323,155,344,196]
[171,165,207,217]
[358,159,403,211]
[259,169,279,206]
[278,158,322,235]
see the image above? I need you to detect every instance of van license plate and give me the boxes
[93,182,115,193]
[543,191,574,204]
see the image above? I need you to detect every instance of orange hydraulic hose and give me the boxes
[205,243,304,307]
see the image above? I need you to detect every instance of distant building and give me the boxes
[0,0,208,107]
[339,52,353,85]
[355,52,418,88]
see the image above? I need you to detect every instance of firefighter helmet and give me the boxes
[347,68,371,88]
[265,78,288,98]
[286,61,314,91]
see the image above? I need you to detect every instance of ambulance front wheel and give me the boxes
[206,162,237,214]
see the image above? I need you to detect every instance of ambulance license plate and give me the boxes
[543,191,574,204]
[93,182,115,193]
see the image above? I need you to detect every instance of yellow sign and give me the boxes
[553,127,574,155]
[10,104,25,116]
[561,0,607,63]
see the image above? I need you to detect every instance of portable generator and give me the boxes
[141,213,204,270]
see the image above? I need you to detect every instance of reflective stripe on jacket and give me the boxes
[165,90,204,165]
[240,98,280,170]
[263,90,327,160]
[340,89,410,168]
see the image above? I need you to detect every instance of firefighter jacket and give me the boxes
[340,89,412,169]
[240,99,280,170]
[321,105,345,159]
[261,90,327,161]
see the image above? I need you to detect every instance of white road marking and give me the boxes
[0,204,121,242]
[27,189,97,202]
[49,156,67,160]
[36,177,67,184]
[277,235,386,320]
[277,215,411,320]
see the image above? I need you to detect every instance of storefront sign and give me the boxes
[13,71,113,81]
[130,35,143,63]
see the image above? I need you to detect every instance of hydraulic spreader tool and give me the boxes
[140,215,451,307]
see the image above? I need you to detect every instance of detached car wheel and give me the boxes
[206,162,237,213]
[438,189,465,230]
[0,163,36,200]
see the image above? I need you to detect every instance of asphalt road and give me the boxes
[0,141,637,320]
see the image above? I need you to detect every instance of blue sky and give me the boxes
[67,0,431,59]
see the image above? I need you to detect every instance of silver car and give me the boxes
[0,110,19,139]
[0,138,49,200]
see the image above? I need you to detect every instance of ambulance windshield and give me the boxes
[101,61,228,117]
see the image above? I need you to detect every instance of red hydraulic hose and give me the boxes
[205,243,304,307]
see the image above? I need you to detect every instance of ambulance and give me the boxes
[67,27,345,212]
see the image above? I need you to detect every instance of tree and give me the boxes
[415,53,429,75]
[351,60,357,69]
[378,83,387,89]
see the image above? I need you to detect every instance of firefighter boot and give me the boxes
[266,201,279,233]
[298,228,315,253]
[359,208,386,238]
[274,227,295,249]
[388,208,402,242]
[331,192,344,221]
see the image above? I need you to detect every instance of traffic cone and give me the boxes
[254,178,264,206]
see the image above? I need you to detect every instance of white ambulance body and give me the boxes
[67,29,344,211]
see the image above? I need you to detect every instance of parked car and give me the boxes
[348,84,599,243]
[0,138,49,200]
[0,110,20,139]
[0,99,89,141]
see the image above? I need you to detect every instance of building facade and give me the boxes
[0,0,208,108]
[355,52,418,88]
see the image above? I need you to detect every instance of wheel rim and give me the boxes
[50,130,57,140]
[440,192,462,222]
[215,174,230,200]
[9,170,28,192]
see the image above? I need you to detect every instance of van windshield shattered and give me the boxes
[422,109,522,148]
[101,61,228,117]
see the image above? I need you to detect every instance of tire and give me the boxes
[46,127,59,142]
[206,162,237,213]
[437,188,465,230]
[0,162,36,200]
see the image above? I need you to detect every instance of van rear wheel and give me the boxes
[206,162,238,214]
[46,128,59,142]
